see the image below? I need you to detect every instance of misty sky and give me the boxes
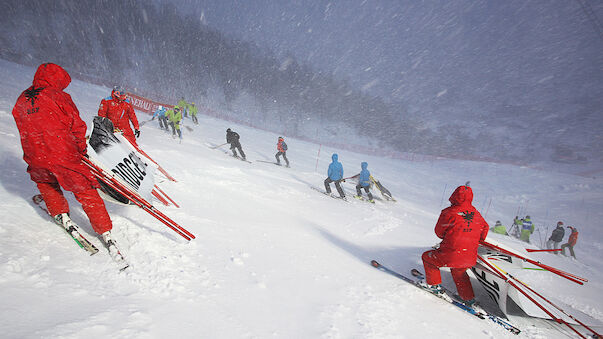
[171,0,603,109]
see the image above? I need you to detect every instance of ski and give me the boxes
[32,195,99,255]
[231,155,252,163]
[370,260,521,335]
[256,160,289,167]
[309,186,348,202]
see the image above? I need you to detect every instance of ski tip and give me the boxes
[370,260,380,267]
[119,264,130,272]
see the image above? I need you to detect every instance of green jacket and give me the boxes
[178,99,187,110]
[189,104,198,117]
[492,224,508,235]
[520,218,534,242]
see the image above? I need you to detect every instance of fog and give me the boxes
[1,0,602,173]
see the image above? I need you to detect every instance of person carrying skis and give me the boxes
[12,63,123,259]
[170,106,183,139]
[152,105,168,130]
[189,102,198,124]
[491,220,508,235]
[275,136,289,167]
[226,128,246,160]
[560,226,578,258]
[354,162,374,203]
[97,85,140,146]
[546,221,565,254]
[421,184,489,306]
[324,153,345,199]
[520,215,534,243]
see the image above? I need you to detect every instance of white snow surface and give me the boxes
[1,60,602,338]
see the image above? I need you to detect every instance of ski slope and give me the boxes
[0,59,602,338]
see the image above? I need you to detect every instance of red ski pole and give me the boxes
[154,185,180,208]
[125,139,177,182]
[508,271,601,338]
[481,241,587,284]
[82,157,194,240]
[478,255,587,339]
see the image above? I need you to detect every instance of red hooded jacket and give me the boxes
[433,186,489,267]
[567,227,578,246]
[12,63,91,177]
[97,90,139,141]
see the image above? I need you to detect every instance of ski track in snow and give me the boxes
[1,59,602,338]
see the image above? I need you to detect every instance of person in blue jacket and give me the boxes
[324,153,345,199]
[152,105,168,131]
[354,162,374,203]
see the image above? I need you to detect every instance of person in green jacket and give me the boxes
[189,102,198,124]
[520,215,535,243]
[170,106,183,139]
[491,220,508,235]
[177,97,188,118]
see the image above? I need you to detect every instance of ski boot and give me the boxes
[102,231,128,270]
[354,195,364,200]
[368,199,375,204]
[418,281,453,302]
[53,213,78,231]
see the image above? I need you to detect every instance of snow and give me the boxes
[1,59,602,338]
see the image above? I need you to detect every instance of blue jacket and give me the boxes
[327,154,343,180]
[358,162,370,187]
[153,107,166,118]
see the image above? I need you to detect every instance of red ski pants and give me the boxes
[33,173,112,235]
[422,250,475,301]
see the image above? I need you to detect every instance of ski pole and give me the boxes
[526,248,561,253]
[84,157,192,240]
[152,189,170,206]
[507,269,600,338]
[211,142,228,149]
[478,255,591,339]
[481,241,587,284]
[82,156,194,240]
[154,185,180,208]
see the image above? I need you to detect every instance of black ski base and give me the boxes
[370,260,521,335]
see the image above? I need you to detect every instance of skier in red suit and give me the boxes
[421,184,489,305]
[12,63,113,237]
[97,86,140,146]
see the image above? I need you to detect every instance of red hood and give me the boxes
[449,185,473,206]
[32,63,71,90]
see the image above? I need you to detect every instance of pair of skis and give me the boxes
[309,186,348,202]
[33,194,130,271]
[256,160,289,167]
[370,260,521,335]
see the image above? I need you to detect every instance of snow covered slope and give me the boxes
[0,60,602,338]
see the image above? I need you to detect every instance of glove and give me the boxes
[134,129,140,138]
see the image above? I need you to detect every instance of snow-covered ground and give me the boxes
[0,60,602,338]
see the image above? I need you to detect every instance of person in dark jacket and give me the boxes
[354,162,374,203]
[275,137,289,167]
[421,184,489,306]
[324,153,345,199]
[226,128,246,160]
[546,221,565,254]
[561,226,578,258]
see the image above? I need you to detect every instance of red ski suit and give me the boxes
[98,93,139,146]
[422,185,489,301]
[12,63,112,234]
